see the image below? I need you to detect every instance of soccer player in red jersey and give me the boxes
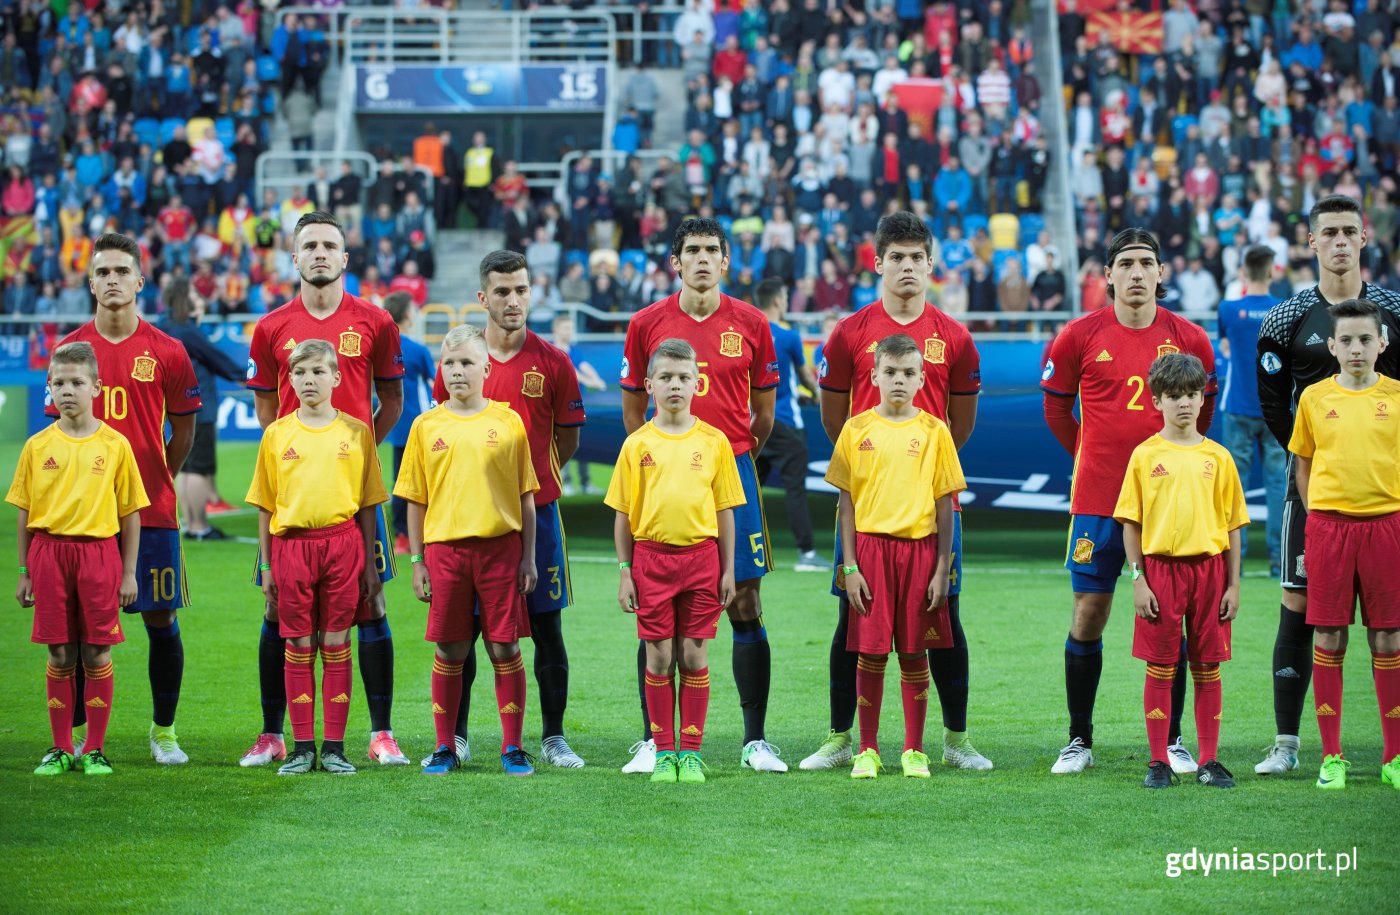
[428,250,588,768]
[49,233,201,765]
[1041,227,1218,775]
[240,211,408,768]
[801,211,991,772]
[619,217,784,774]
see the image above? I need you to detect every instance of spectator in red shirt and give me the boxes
[813,257,851,311]
[389,259,429,306]
[158,196,197,273]
[712,34,747,86]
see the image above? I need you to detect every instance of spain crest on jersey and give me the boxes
[339,331,363,358]
[131,354,157,382]
[719,331,743,357]
[924,337,947,364]
[1157,343,1180,358]
[521,371,545,398]
[1071,537,1095,565]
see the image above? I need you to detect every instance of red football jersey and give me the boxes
[817,300,981,420]
[619,293,779,455]
[47,320,202,529]
[1041,306,1217,517]
[431,331,586,505]
[247,292,403,429]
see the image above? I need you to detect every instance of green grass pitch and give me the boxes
[0,441,1391,911]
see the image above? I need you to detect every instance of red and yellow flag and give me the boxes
[1085,11,1164,55]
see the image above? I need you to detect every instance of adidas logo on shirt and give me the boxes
[1095,349,1113,362]
[1325,410,1339,420]
[1316,703,1337,716]
[858,438,875,452]
[640,452,656,468]
[283,338,298,350]
[282,447,300,461]
[42,457,59,470]
[499,702,522,714]
[330,693,349,704]
[1306,333,1325,345]
[1150,464,1170,478]
[682,725,702,736]
[1146,708,1166,720]
[431,438,448,452]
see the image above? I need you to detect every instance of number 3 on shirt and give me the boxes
[1125,375,1146,411]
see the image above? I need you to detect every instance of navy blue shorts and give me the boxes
[831,512,964,598]
[1064,514,1126,593]
[733,452,773,583]
[527,500,571,614]
[252,504,396,586]
[124,527,187,613]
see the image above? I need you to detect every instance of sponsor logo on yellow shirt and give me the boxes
[42,456,59,470]
[132,353,157,382]
[282,447,300,461]
[1378,402,1392,421]
[907,438,921,456]
[858,438,874,452]
[1325,410,1339,420]
[1202,460,1215,479]
[486,429,499,447]
[337,441,351,460]
[431,437,448,452]
[1150,463,1169,478]
[690,451,704,470]
[90,455,106,475]
[640,451,656,468]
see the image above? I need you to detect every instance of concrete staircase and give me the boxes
[428,227,505,306]
[1028,0,1080,307]
[615,65,689,153]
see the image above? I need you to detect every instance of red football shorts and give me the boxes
[425,534,530,644]
[28,533,124,646]
[1304,510,1400,629]
[847,532,952,655]
[271,520,365,639]
[632,539,723,641]
[1133,553,1231,664]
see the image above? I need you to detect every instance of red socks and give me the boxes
[1373,650,1400,762]
[1313,646,1345,758]
[1191,663,1222,764]
[82,661,114,751]
[898,655,930,752]
[1144,662,1175,764]
[644,672,676,751]
[856,654,887,753]
[678,667,710,751]
[284,645,316,744]
[320,642,352,743]
[45,662,76,754]
[431,656,465,750]
[491,651,527,752]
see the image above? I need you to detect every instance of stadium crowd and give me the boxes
[0,2,441,361]
[1061,0,1400,316]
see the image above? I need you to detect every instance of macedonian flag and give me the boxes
[1085,11,1164,55]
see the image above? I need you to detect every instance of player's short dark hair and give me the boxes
[874,333,922,367]
[479,249,529,291]
[383,291,414,325]
[1147,353,1207,398]
[1308,194,1363,231]
[1243,245,1275,283]
[288,338,338,372]
[1104,227,1168,300]
[647,337,698,376]
[1329,297,1384,334]
[90,232,141,272]
[755,277,786,310]
[874,210,933,259]
[671,217,729,260]
[293,210,346,247]
[50,341,99,380]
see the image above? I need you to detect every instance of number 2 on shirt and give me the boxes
[1125,375,1146,411]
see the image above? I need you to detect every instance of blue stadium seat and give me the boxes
[256,55,280,82]
[214,117,236,148]
[619,248,648,275]
[1019,213,1045,246]
[134,118,159,147]
[564,249,590,277]
[992,249,1025,281]
[717,215,734,236]
[159,118,185,145]
[962,213,989,237]
[1172,114,1198,150]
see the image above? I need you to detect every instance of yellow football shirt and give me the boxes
[246,411,388,535]
[824,409,965,539]
[1113,434,1249,556]
[605,418,746,546]
[1288,375,1400,515]
[392,401,539,542]
[6,422,149,537]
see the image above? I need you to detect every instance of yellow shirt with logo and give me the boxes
[605,419,746,546]
[825,409,965,539]
[246,411,388,535]
[1288,375,1400,515]
[1113,434,1249,556]
[464,147,493,188]
[6,422,149,537]
[392,401,539,542]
